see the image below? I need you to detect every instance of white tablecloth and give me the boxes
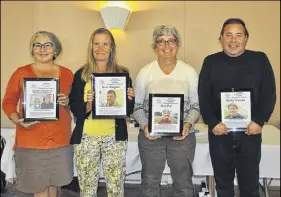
[1,124,280,184]
[125,124,280,184]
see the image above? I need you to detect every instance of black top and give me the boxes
[69,68,135,144]
[198,50,276,130]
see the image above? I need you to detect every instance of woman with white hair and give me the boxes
[133,25,200,196]
[2,31,73,197]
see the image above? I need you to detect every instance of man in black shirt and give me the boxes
[198,18,276,197]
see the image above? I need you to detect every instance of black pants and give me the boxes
[209,132,261,197]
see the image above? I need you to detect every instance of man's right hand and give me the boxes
[212,122,228,135]
[144,124,161,140]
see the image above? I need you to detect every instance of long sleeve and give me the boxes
[133,69,148,129]
[2,69,22,118]
[126,77,135,116]
[198,57,220,130]
[252,53,276,127]
[69,69,88,144]
[69,70,88,120]
[184,67,200,125]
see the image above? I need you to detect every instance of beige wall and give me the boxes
[1,1,280,128]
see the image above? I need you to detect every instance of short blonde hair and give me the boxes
[227,103,238,109]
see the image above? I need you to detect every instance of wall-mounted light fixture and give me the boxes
[100,6,131,30]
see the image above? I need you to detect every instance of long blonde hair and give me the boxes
[81,28,128,82]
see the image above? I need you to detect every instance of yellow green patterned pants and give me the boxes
[74,134,127,197]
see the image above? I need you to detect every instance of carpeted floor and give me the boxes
[1,183,280,197]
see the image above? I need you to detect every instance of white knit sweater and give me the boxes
[133,60,200,130]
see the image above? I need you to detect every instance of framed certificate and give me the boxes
[91,73,129,119]
[220,88,252,132]
[22,78,59,121]
[148,94,184,136]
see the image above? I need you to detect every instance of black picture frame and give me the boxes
[91,73,129,119]
[22,78,59,121]
[148,94,184,136]
[220,88,253,132]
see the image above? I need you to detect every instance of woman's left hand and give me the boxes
[127,88,135,100]
[173,123,191,140]
[57,93,69,107]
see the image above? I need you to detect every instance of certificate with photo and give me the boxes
[23,78,59,121]
[221,88,252,132]
[148,94,184,136]
[92,73,129,118]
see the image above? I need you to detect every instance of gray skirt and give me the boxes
[14,145,73,193]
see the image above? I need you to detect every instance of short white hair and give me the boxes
[29,31,62,60]
[152,25,181,48]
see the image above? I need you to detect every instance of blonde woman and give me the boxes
[69,28,134,197]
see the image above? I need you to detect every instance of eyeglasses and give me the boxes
[156,39,177,46]
[33,42,54,50]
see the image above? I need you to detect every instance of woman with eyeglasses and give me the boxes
[133,25,200,197]
[69,28,135,197]
[2,31,73,197]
